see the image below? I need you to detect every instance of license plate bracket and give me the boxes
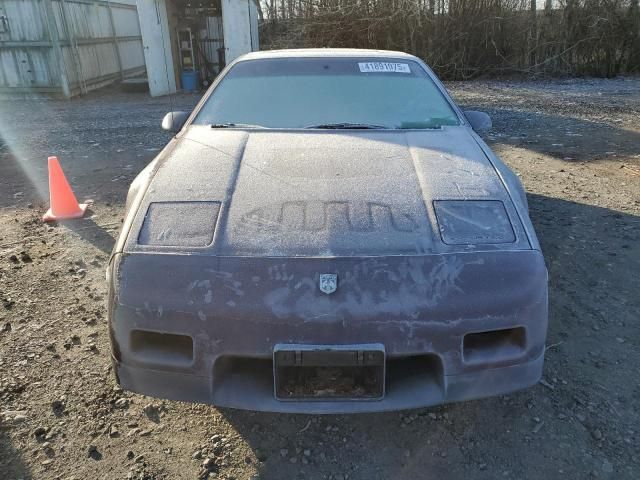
[273,344,385,401]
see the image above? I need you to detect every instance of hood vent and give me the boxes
[138,201,220,247]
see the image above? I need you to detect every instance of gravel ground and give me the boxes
[1,78,639,480]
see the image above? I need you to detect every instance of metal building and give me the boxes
[0,0,259,98]
[0,0,145,98]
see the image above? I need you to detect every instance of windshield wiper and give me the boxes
[210,123,265,129]
[304,122,389,130]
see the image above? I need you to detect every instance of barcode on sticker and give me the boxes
[358,62,411,73]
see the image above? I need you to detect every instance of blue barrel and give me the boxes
[181,70,198,92]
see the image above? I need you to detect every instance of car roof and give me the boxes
[237,48,420,62]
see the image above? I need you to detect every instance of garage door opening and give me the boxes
[137,0,260,96]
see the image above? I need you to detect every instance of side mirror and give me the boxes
[464,110,492,131]
[161,111,190,132]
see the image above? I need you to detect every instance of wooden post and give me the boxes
[59,0,88,95]
[42,0,71,97]
[106,0,125,79]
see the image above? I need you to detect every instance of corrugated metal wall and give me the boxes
[0,0,145,97]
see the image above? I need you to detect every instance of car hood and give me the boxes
[124,126,529,256]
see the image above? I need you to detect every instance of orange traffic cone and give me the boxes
[43,156,87,222]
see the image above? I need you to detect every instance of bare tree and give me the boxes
[259,0,640,78]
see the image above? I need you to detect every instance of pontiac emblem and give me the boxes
[319,273,338,294]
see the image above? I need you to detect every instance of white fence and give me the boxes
[0,0,145,98]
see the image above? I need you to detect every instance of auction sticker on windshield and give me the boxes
[358,62,411,73]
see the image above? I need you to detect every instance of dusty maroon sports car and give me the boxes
[107,49,548,413]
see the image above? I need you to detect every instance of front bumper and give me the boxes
[113,351,544,413]
[108,250,548,413]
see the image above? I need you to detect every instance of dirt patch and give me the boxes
[1,78,639,480]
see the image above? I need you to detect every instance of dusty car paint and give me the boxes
[108,49,548,413]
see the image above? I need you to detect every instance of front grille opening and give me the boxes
[463,327,526,364]
[212,353,446,404]
[129,330,193,366]
[386,354,445,392]
[213,356,273,380]
[212,356,274,402]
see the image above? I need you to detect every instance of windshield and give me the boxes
[193,57,461,129]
